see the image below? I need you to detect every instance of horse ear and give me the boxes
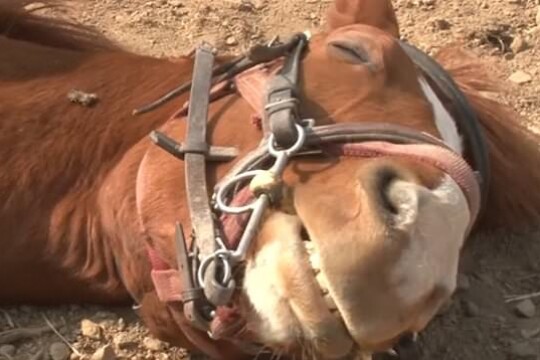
[326,0,400,37]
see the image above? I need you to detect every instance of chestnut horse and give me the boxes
[1,0,540,359]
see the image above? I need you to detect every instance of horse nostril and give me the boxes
[360,161,421,229]
[375,166,402,215]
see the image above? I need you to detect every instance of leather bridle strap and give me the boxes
[265,33,309,147]
[399,41,490,211]
[215,122,462,189]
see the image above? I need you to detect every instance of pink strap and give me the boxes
[150,269,184,302]
[332,142,481,226]
[145,245,184,302]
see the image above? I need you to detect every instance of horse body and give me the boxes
[2,0,540,359]
[0,32,183,303]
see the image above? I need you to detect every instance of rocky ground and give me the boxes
[1,0,540,359]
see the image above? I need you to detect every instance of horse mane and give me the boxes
[0,0,122,51]
[435,46,540,233]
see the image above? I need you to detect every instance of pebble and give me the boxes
[116,318,126,331]
[515,299,537,318]
[113,334,138,350]
[536,6,540,26]
[457,273,471,291]
[225,36,238,46]
[49,342,71,360]
[23,2,46,11]
[251,0,265,9]
[143,337,166,351]
[91,345,117,360]
[511,35,529,54]
[238,0,254,12]
[509,341,537,359]
[432,18,451,30]
[462,300,480,317]
[167,0,183,7]
[520,325,540,339]
[0,344,16,357]
[81,319,103,339]
[509,71,533,84]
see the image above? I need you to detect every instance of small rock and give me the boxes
[91,345,116,360]
[509,71,532,84]
[143,337,165,351]
[81,319,102,339]
[116,318,126,331]
[0,344,16,357]
[511,35,529,53]
[520,325,540,339]
[251,0,265,9]
[225,36,238,46]
[462,300,480,317]
[49,342,71,360]
[509,341,537,359]
[167,0,183,7]
[113,334,137,350]
[536,6,540,26]
[432,18,451,30]
[24,2,46,11]
[515,299,536,318]
[457,273,470,291]
[238,0,254,11]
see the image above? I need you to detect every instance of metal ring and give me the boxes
[197,250,233,289]
[215,170,267,214]
[268,123,307,157]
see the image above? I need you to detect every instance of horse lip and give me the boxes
[291,214,356,359]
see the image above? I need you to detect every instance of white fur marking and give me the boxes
[418,77,463,154]
[390,175,470,304]
[243,240,295,344]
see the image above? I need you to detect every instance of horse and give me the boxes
[1,0,540,359]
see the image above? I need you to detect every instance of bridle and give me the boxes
[134,31,490,356]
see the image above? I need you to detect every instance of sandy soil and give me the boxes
[1,0,539,359]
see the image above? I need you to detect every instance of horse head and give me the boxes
[136,0,483,358]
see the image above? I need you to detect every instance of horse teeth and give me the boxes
[316,271,330,295]
[303,241,315,254]
[309,251,321,271]
[324,293,337,310]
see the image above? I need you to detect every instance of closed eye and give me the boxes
[328,41,371,64]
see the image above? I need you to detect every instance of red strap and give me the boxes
[145,244,171,271]
[145,245,185,302]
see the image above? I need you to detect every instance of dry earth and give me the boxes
[1,0,540,359]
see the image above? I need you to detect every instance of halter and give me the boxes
[134,31,490,357]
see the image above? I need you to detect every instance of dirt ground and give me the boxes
[1,0,540,359]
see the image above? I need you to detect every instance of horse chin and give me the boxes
[241,210,356,359]
[240,174,471,359]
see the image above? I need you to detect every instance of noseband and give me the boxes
[134,31,489,355]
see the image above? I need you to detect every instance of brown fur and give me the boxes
[435,47,540,231]
[0,0,121,51]
[1,0,539,358]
